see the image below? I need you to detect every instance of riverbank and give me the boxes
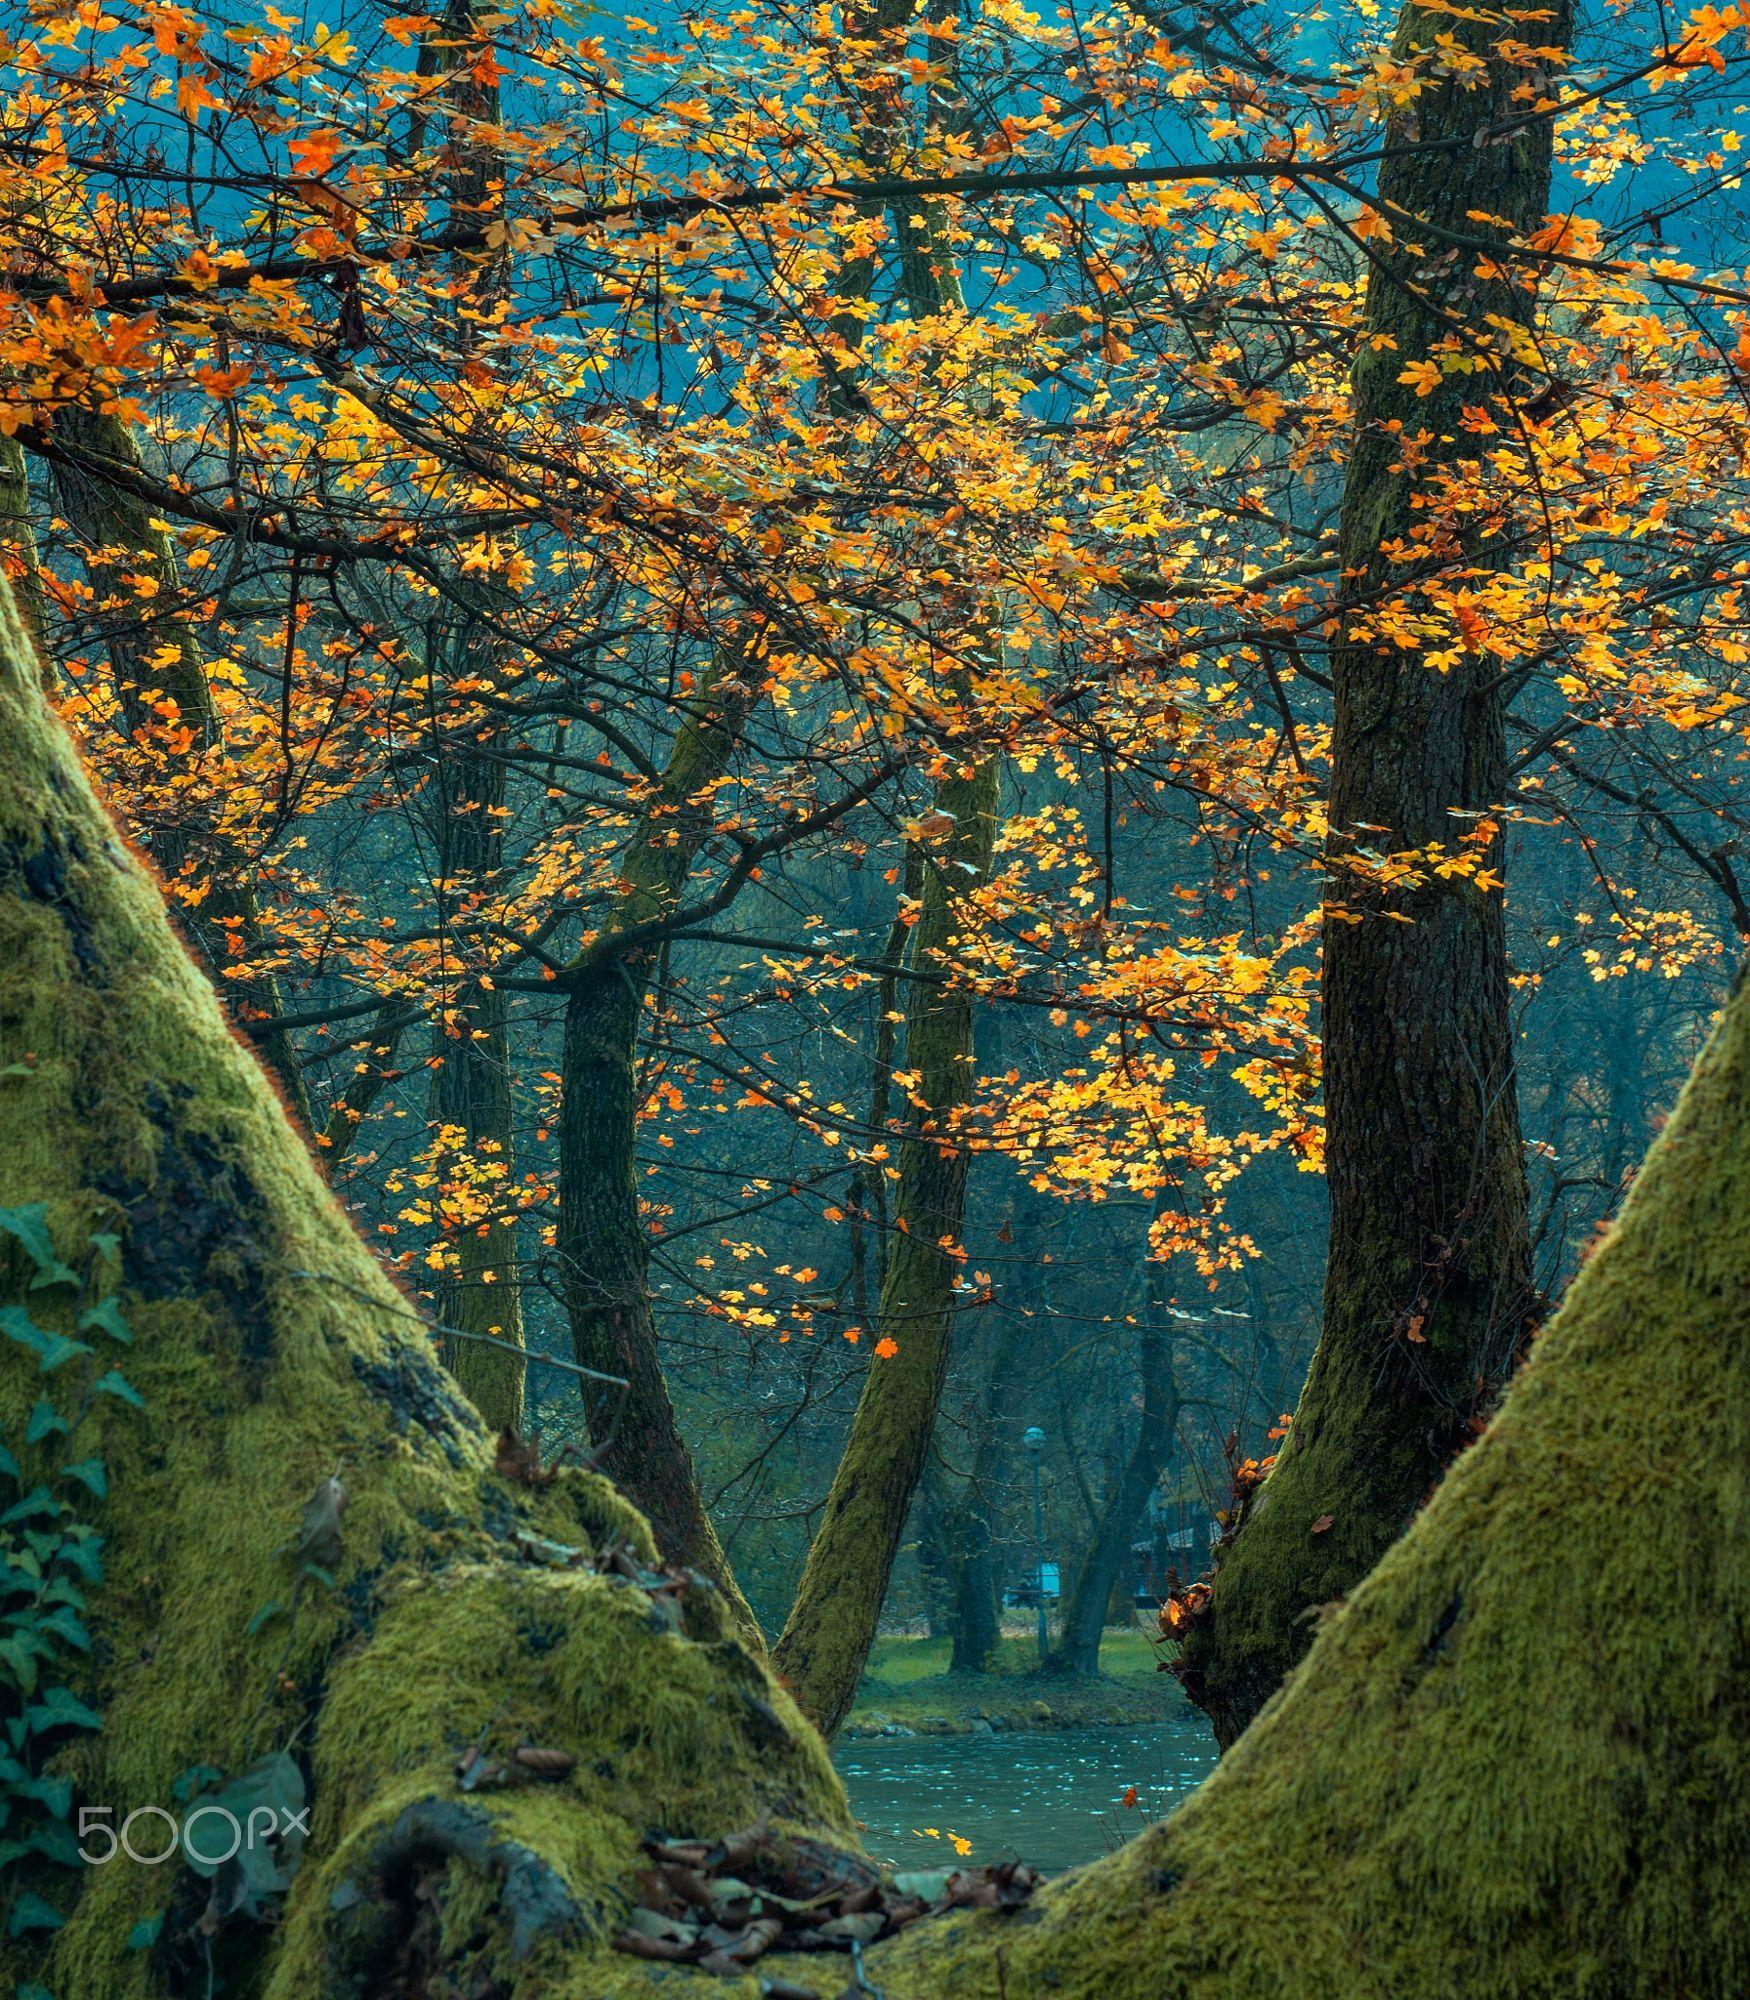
[844,1628,1186,1739]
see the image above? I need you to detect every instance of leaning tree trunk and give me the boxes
[32,406,311,1123]
[772,749,999,1734]
[1178,0,1560,1744]
[5,569,1750,1997]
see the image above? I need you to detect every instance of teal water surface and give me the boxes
[831,1716,1216,1874]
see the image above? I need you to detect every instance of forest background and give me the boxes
[2,0,1748,1728]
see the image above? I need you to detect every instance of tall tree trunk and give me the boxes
[413,0,527,1432]
[34,407,311,1123]
[6,578,1750,1998]
[426,714,525,1432]
[1047,1220,1179,1678]
[772,749,999,1734]
[558,660,763,1640]
[1178,0,1559,1745]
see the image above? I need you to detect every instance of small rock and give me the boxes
[967,1718,994,1734]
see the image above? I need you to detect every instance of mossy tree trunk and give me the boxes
[772,751,999,1735]
[1178,0,1561,1744]
[32,407,311,1125]
[0,574,847,2000]
[6,567,1750,1997]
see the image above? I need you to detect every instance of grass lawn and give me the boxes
[845,1624,1187,1736]
[862,1626,1159,1684]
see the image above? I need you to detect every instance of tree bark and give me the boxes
[5,574,1750,1997]
[403,0,527,1434]
[772,750,999,1734]
[1178,0,1560,1744]
[936,1305,1029,1675]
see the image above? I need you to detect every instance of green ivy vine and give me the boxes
[0,1203,139,1950]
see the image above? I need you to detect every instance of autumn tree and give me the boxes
[5,0,1750,1749]
[1176,0,1567,1741]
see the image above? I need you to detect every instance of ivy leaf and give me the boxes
[34,1329,93,1374]
[127,1912,165,1950]
[58,1459,106,1501]
[0,1305,47,1359]
[26,1818,81,1869]
[0,1443,16,1481]
[6,1890,65,1936]
[0,1204,79,1289]
[16,1773,72,1818]
[77,1296,131,1345]
[26,1403,69,1446]
[25,1686,102,1734]
[51,1534,103,1584]
[246,1600,285,1637]
[0,1635,43,1696]
[92,1370,143,1409]
[37,1607,91,1653]
[1,1487,63,1527]
[2,1313,92,1373]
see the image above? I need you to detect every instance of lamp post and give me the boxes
[1022,1425,1048,1665]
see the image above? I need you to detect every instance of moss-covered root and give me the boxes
[0,574,848,2000]
[871,973,1750,1999]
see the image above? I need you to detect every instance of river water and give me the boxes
[831,1715,1217,1874]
